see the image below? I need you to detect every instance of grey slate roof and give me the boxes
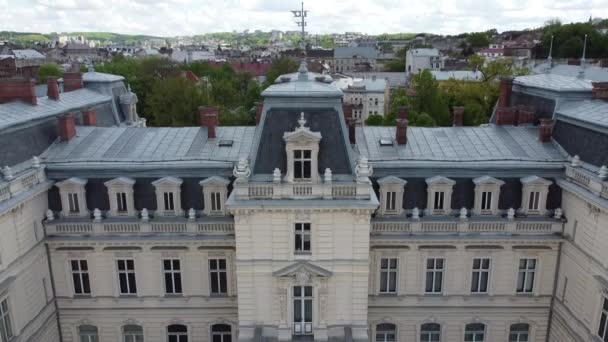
[82,71,125,83]
[357,125,565,164]
[42,126,255,165]
[262,64,343,98]
[11,49,45,59]
[334,47,378,59]
[555,99,608,129]
[514,74,593,92]
[430,70,481,81]
[532,63,608,82]
[0,89,111,130]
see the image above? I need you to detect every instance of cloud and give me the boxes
[3,0,607,36]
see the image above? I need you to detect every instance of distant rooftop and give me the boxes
[531,63,608,82]
[409,48,440,57]
[555,99,608,130]
[430,70,481,81]
[514,74,593,92]
[82,71,125,83]
[11,49,45,59]
[334,47,378,59]
[262,61,342,98]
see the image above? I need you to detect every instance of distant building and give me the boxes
[429,70,482,82]
[405,48,443,75]
[171,50,216,63]
[478,44,505,59]
[0,49,46,79]
[332,75,389,123]
[333,47,378,73]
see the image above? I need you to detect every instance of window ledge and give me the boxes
[118,294,138,298]
[72,294,92,299]
[209,293,229,298]
[163,294,184,298]
[377,292,398,296]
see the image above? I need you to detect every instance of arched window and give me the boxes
[509,323,529,342]
[123,324,144,342]
[79,325,98,342]
[211,324,232,342]
[464,323,485,342]
[167,324,187,342]
[420,323,441,342]
[375,323,396,342]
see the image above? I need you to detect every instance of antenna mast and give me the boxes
[291,2,308,54]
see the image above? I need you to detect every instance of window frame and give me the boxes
[379,257,398,294]
[209,258,228,296]
[425,176,455,216]
[472,176,504,216]
[167,324,188,342]
[424,257,445,294]
[470,257,491,294]
[597,296,608,342]
[464,323,486,342]
[78,325,99,342]
[152,177,183,217]
[211,324,232,342]
[200,177,230,217]
[116,258,137,296]
[520,176,552,216]
[294,222,312,255]
[375,323,396,342]
[293,149,313,181]
[0,297,13,342]
[516,258,537,294]
[162,259,183,295]
[378,176,407,216]
[104,177,136,217]
[420,322,441,342]
[70,259,91,296]
[56,177,88,218]
[123,324,144,342]
[509,323,530,342]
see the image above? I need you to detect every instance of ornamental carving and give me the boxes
[295,270,311,285]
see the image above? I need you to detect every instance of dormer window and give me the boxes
[283,113,322,184]
[104,177,136,217]
[56,177,88,218]
[425,176,455,216]
[152,177,183,217]
[473,176,504,216]
[378,176,407,216]
[294,149,312,180]
[200,176,230,216]
[520,176,552,216]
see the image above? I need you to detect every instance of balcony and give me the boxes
[44,216,234,236]
[564,163,608,200]
[0,161,48,203]
[232,181,372,200]
[371,216,563,235]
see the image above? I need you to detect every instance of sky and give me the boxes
[1,0,608,37]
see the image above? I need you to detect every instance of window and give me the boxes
[420,323,441,342]
[385,191,396,211]
[293,286,313,335]
[598,297,608,342]
[471,258,491,293]
[433,192,444,210]
[79,325,98,342]
[0,298,13,342]
[375,323,396,342]
[480,192,492,211]
[464,323,485,342]
[516,258,536,293]
[68,193,80,213]
[425,258,444,293]
[209,259,227,295]
[71,260,91,295]
[509,323,529,342]
[116,192,128,213]
[528,191,540,210]
[117,259,137,295]
[295,223,311,254]
[167,324,187,342]
[164,192,175,211]
[379,258,398,293]
[211,192,221,212]
[211,324,232,342]
[163,259,182,295]
[294,150,312,180]
[123,324,144,342]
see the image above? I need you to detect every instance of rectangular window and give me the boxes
[0,298,13,342]
[385,191,396,211]
[209,259,227,295]
[433,191,445,210]
[425,258,444,293]
[379,258,398,293]
[598,297,608,341]
[294,223,311,254]
[471,258,491,293]
[294,150,312,180]
[211,192,222,212]
[68,192,80,213]
[528,191,540,210]
[481,191,492,211]
[116,192,128,213]
[516,258,536,293]
[163,259,182,295]
[117,259,137,295]
[71,260,91,295]
[164,192,175,211]
[293,286,313,335]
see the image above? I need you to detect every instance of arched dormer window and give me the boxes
[425,176,455,216]
[283,113,322,184]
[199,176,230,216]
[520,176,552,216]
[104,177,136,217]
[152,177,183,217]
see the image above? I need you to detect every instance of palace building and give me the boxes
[0,61,607,342]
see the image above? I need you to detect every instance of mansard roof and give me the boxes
[555,99,608,132]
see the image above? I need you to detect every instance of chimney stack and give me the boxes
[452,106,464,126]
[592,82,608,101]
[347,117,356,145]
[47,76,60,100]
[539,119,553,143]
[82,108,97,126]
[199,106,219,139]
[516,105,534,125]
[63,72,83,92]
[397,106,409,120]
[0,78,37,105]
[498,77,513,108]
[495,107,514,125]
[342,103,354,122]
[396,119,408,145]
[255,102,263,125]
[58,114,76,141]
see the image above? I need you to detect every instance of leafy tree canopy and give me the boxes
[37,63,63,83]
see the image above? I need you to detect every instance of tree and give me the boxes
[263,57,298,89]
[145,76,208,127]
[466,32,491,48]
[365,114,384,126]
[37,63,63,83]
[410,70,451,126]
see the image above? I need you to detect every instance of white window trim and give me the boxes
[378,176,407,216]
[294,222,312,256]
[425,176,455,216]
[473,176,504,216]
[162,258,183,295]
[378,256,399,295]
[283,113,322,184]
[69,259,91,296]
[0,296,13,342]
[470,257,492,294]
[208,258,229,296]
[104,177,136,217]
[597,295,608,342]
[520,176,552,216]
[56,177,89,218]
[424,257,445,294]
[152,176,183,217]
[516,257,538,295]
[200,176,229,217]
[116,258,137,296]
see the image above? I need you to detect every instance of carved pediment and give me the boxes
[283,112,322,143]
[272,261,332,280]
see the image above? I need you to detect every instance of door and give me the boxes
[293,285,313,335]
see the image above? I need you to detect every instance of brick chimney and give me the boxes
[346,117,356,144]
[498,77,513,107]
[495,107,515,125]
[452,106,464,126]
[516,105,534,125]
[397,106,409,120]
[199,106,219,139]
[58,114,76,141]
[592,82,608,101]
[0,78,37,105]
[63,72,83,92]
[396,119,408,145]
[47,77,60,100]
[539,119,553,143]
[255,102,263,125]
[82,108,97,126]
[342,103,354,121]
